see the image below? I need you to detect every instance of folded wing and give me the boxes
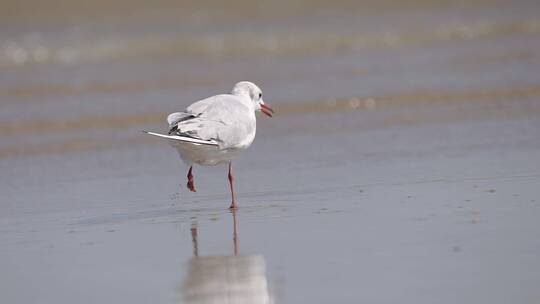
[174,95,253,148]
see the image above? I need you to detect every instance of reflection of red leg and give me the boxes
[228,161,237,209]
[187,166,196,192]
[231,209,239,256]
[190,226,198,257]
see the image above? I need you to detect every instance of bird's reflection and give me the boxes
[181,210,274,304]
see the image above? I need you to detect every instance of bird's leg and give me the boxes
[187,166,196,192]
[228,161,237,209]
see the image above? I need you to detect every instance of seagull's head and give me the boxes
[231,81,274,117]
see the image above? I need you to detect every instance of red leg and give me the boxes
[228,161,237,209]
[187,166,196,192]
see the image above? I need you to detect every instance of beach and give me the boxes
[1,1,540,303]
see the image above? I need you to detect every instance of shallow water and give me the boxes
[1,1,540,303]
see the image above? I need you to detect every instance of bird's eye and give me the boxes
[259,93,262,99]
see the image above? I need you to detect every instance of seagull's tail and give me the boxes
[142,131,219,147]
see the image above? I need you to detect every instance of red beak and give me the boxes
[260,103,274,117]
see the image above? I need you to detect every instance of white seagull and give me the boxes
[144,81,274,209]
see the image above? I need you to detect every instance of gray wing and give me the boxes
[168,94,254,149]
[185,95,221,115]
[167,94,224,132]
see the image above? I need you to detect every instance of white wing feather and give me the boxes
[142,131,219,146]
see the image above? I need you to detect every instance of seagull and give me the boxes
[144,81,274,209]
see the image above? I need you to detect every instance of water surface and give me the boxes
[1,1,540,303]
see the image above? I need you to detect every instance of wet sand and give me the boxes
[1,1,540,303]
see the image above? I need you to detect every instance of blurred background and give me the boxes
[2,0,540,160]
[1,1,540,303]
